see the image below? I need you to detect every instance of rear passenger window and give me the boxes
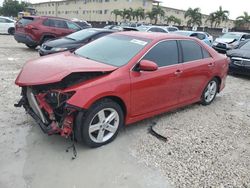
[43,19,67,29]
[181,40,203,62]
[202,48,211,58]
[142,40,179,67]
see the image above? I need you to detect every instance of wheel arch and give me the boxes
[40,33,56,44]
[90,95,127,117]
[213,75,222,92]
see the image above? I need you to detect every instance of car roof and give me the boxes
[0,16,13,20]
[115,31,194,41]
[88,28,116,33]
[176,30,206,34]
[226,32,249,35]
[22,15,71,21]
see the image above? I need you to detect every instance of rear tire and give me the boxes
[41,36,54,44]
[25,44,38,49]
[200,78,218,105]
[75,99,124,148]
[8,27,15,35]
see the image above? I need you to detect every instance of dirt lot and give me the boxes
[0,35,250,188]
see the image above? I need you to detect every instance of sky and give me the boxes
[0,0,249,20]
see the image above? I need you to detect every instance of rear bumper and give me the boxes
[14,33,37,46]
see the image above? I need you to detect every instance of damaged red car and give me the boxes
[15,32,229,147]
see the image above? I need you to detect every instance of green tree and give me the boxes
[146,11,155,24]
[151,5,165,24]
[184,8,202,27]
[213,6,229,27]
[111,9,122,23]
[1,0,30,17]
[165,15,181,25]
[121,8,133,21]
[235,12,250,27]
[132,7,145,21]
[206,13,216,28]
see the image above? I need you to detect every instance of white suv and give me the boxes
[0,16,16,35]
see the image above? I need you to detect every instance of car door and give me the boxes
[178,40,214,103]
[130,40,183,116]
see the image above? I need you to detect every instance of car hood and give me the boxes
[15,51,117,86]
[215,38,237,44]
[44,38,81,48]
[227,49,250,59]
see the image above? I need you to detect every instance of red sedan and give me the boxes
[15,32,229,147]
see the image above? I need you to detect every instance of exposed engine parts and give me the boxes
[15,87,78,138]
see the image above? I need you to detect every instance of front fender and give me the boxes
[66,78,130,111]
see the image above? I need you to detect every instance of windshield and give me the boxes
[240,41,250,50]
[75,35,151,67]
[66,29,98,41]
[221,33,241,40]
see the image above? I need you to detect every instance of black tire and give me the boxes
[75,98,124,148]
[200,78,219,106]
[8,27,15,35]
[25,44,38,49]
[41,36,54,44]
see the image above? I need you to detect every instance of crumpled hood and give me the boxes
[227,49,250,59]
[15,51,117,86]
[215,37,237,44]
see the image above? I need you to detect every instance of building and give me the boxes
[31,0,154,22]
[31,0,234,28]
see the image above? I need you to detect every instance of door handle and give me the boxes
[174,69,183,76]
[208,62,215,67]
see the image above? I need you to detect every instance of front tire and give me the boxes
[201,78,218,105]
[75,99,124,148]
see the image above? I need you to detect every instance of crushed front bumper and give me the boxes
[15,87,80,137]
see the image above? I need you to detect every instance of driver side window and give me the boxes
[142,40,179,67]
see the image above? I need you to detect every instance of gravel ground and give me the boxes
[0,34,250,188]
[132,76,250,187]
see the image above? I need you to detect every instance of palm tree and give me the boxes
[152,5,165,24]
[121,8,133,21]
[165,15,181,25]
[235,12,250,28]
[213,6,229,27]
[111,9,122,23]
[133,7,145,21]
[184,8,202,27]
[206,13,216,28]
[146,11,155,24]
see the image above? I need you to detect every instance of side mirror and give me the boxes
[139,60,158,71]
[241,38,246,41]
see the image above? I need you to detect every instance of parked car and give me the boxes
[39,28,115,56]
[15,32,229,148]
[227,39,250,76]
[103,25,117,29]
[174,30,212,46]
[0,16,15,35]
[212,32,250,53]
[73,20,92,29]
[205,32,213,43]
[136,25,168,33]
[14,16,82,49]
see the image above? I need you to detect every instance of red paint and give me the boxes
[16,32,229,127]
